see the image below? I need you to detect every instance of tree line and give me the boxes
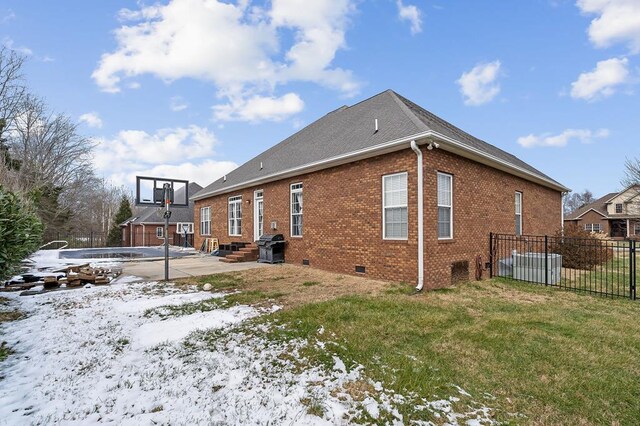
[0,47,132,277]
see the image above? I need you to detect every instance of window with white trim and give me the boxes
[437,173,453,239]
[615,203,623,214]
[291,183,303,237]
[156,226,163,238]
[228,196,242,236]
[515,191,523,236]
[200,207,210,236]
[584,223,602,233]
[383,173,408,239]
[635,222,640,235]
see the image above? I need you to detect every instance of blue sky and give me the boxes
[1,0,638,198]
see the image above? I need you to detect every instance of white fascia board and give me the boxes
[428,131,570,193]
[192,131,433,200]
[574,208,607,219]
[193,130,569,200]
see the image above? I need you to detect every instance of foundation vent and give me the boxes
[355,265,366,274]
[451,260,469,285]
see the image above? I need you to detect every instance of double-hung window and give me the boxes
[291,183,303,237]
[615,203,623,214]
[437,172,453,239]
[200,207,210,236]
[156,226,163,239]
[383,173,408,239]
[515,191,523,236]
[584,223,602,233]
[228,196,242,236]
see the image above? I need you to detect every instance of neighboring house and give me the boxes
[564,185,640,239]
[192,90,567,289]
[121,182,202,247]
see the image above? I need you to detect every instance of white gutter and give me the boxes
[193,131,433,200]
[410,140,424,291]
[194,130,569,201]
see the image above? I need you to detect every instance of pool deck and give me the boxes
[121,253,270,281]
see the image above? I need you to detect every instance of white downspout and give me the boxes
[561,192,565,234]
[130,224,134,248]
[142,224,146,246]
[410,140,424,291]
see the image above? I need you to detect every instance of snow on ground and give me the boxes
[0,278,496,425]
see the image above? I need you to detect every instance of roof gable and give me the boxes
[565,192,617,220]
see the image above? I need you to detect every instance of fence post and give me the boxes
[630,240,636,300]
[489,232,494,278]
[544,235,549,286]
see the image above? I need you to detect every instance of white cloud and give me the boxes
[577,0,640,53]
[79,112,103,128]
[107,159,238,188]
[170,96,188,112]
[213,92,304,122]
[2,37,32,55]
[517,128,609,148]
[92,0,359,122]
[396,0,422,34]
[570,57,630,100]
[2,10,16,23]
[93,125,234,188]
[456,61,502,106]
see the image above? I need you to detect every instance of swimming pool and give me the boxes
[58,247,195,260]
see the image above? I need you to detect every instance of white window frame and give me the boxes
[228,196,242,237]
[584,223,602,233]
[290,183,303,238]
[200,207,211,236]
[254,190,264,241]
[156,226,164,239]
[382,172,408,240]
[437,172,453,240]
[515,191,523,236]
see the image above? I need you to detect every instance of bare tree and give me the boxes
[622,157,640,188]
[0,46,27,141]
[564,189,596,215]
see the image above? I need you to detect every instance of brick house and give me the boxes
[564,185,640,239]
[121,182,202,247]
[192,90,567,289]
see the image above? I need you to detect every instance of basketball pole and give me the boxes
[163,183,171,281]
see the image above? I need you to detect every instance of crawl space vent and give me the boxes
[451,260,469,285]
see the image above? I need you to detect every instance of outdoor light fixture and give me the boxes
[426,142,440,150]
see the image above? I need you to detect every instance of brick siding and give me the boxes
[195,145,562,289]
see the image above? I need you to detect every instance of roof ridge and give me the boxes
[386,90,430,132]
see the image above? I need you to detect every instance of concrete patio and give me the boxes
[121,254,270,281]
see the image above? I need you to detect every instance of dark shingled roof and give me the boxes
[565,192,617,220]
[194,90,565,200]
[122,182,202,225]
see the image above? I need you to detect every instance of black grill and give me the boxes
[257,234,285,264]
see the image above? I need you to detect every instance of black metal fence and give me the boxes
[41,231,194,249]
[490,233,637,300]
[42,231,107,249]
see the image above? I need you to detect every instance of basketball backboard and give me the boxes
[135,176,189,207]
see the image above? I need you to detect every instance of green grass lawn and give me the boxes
[557,253,639,298]
[255,279,640,424]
